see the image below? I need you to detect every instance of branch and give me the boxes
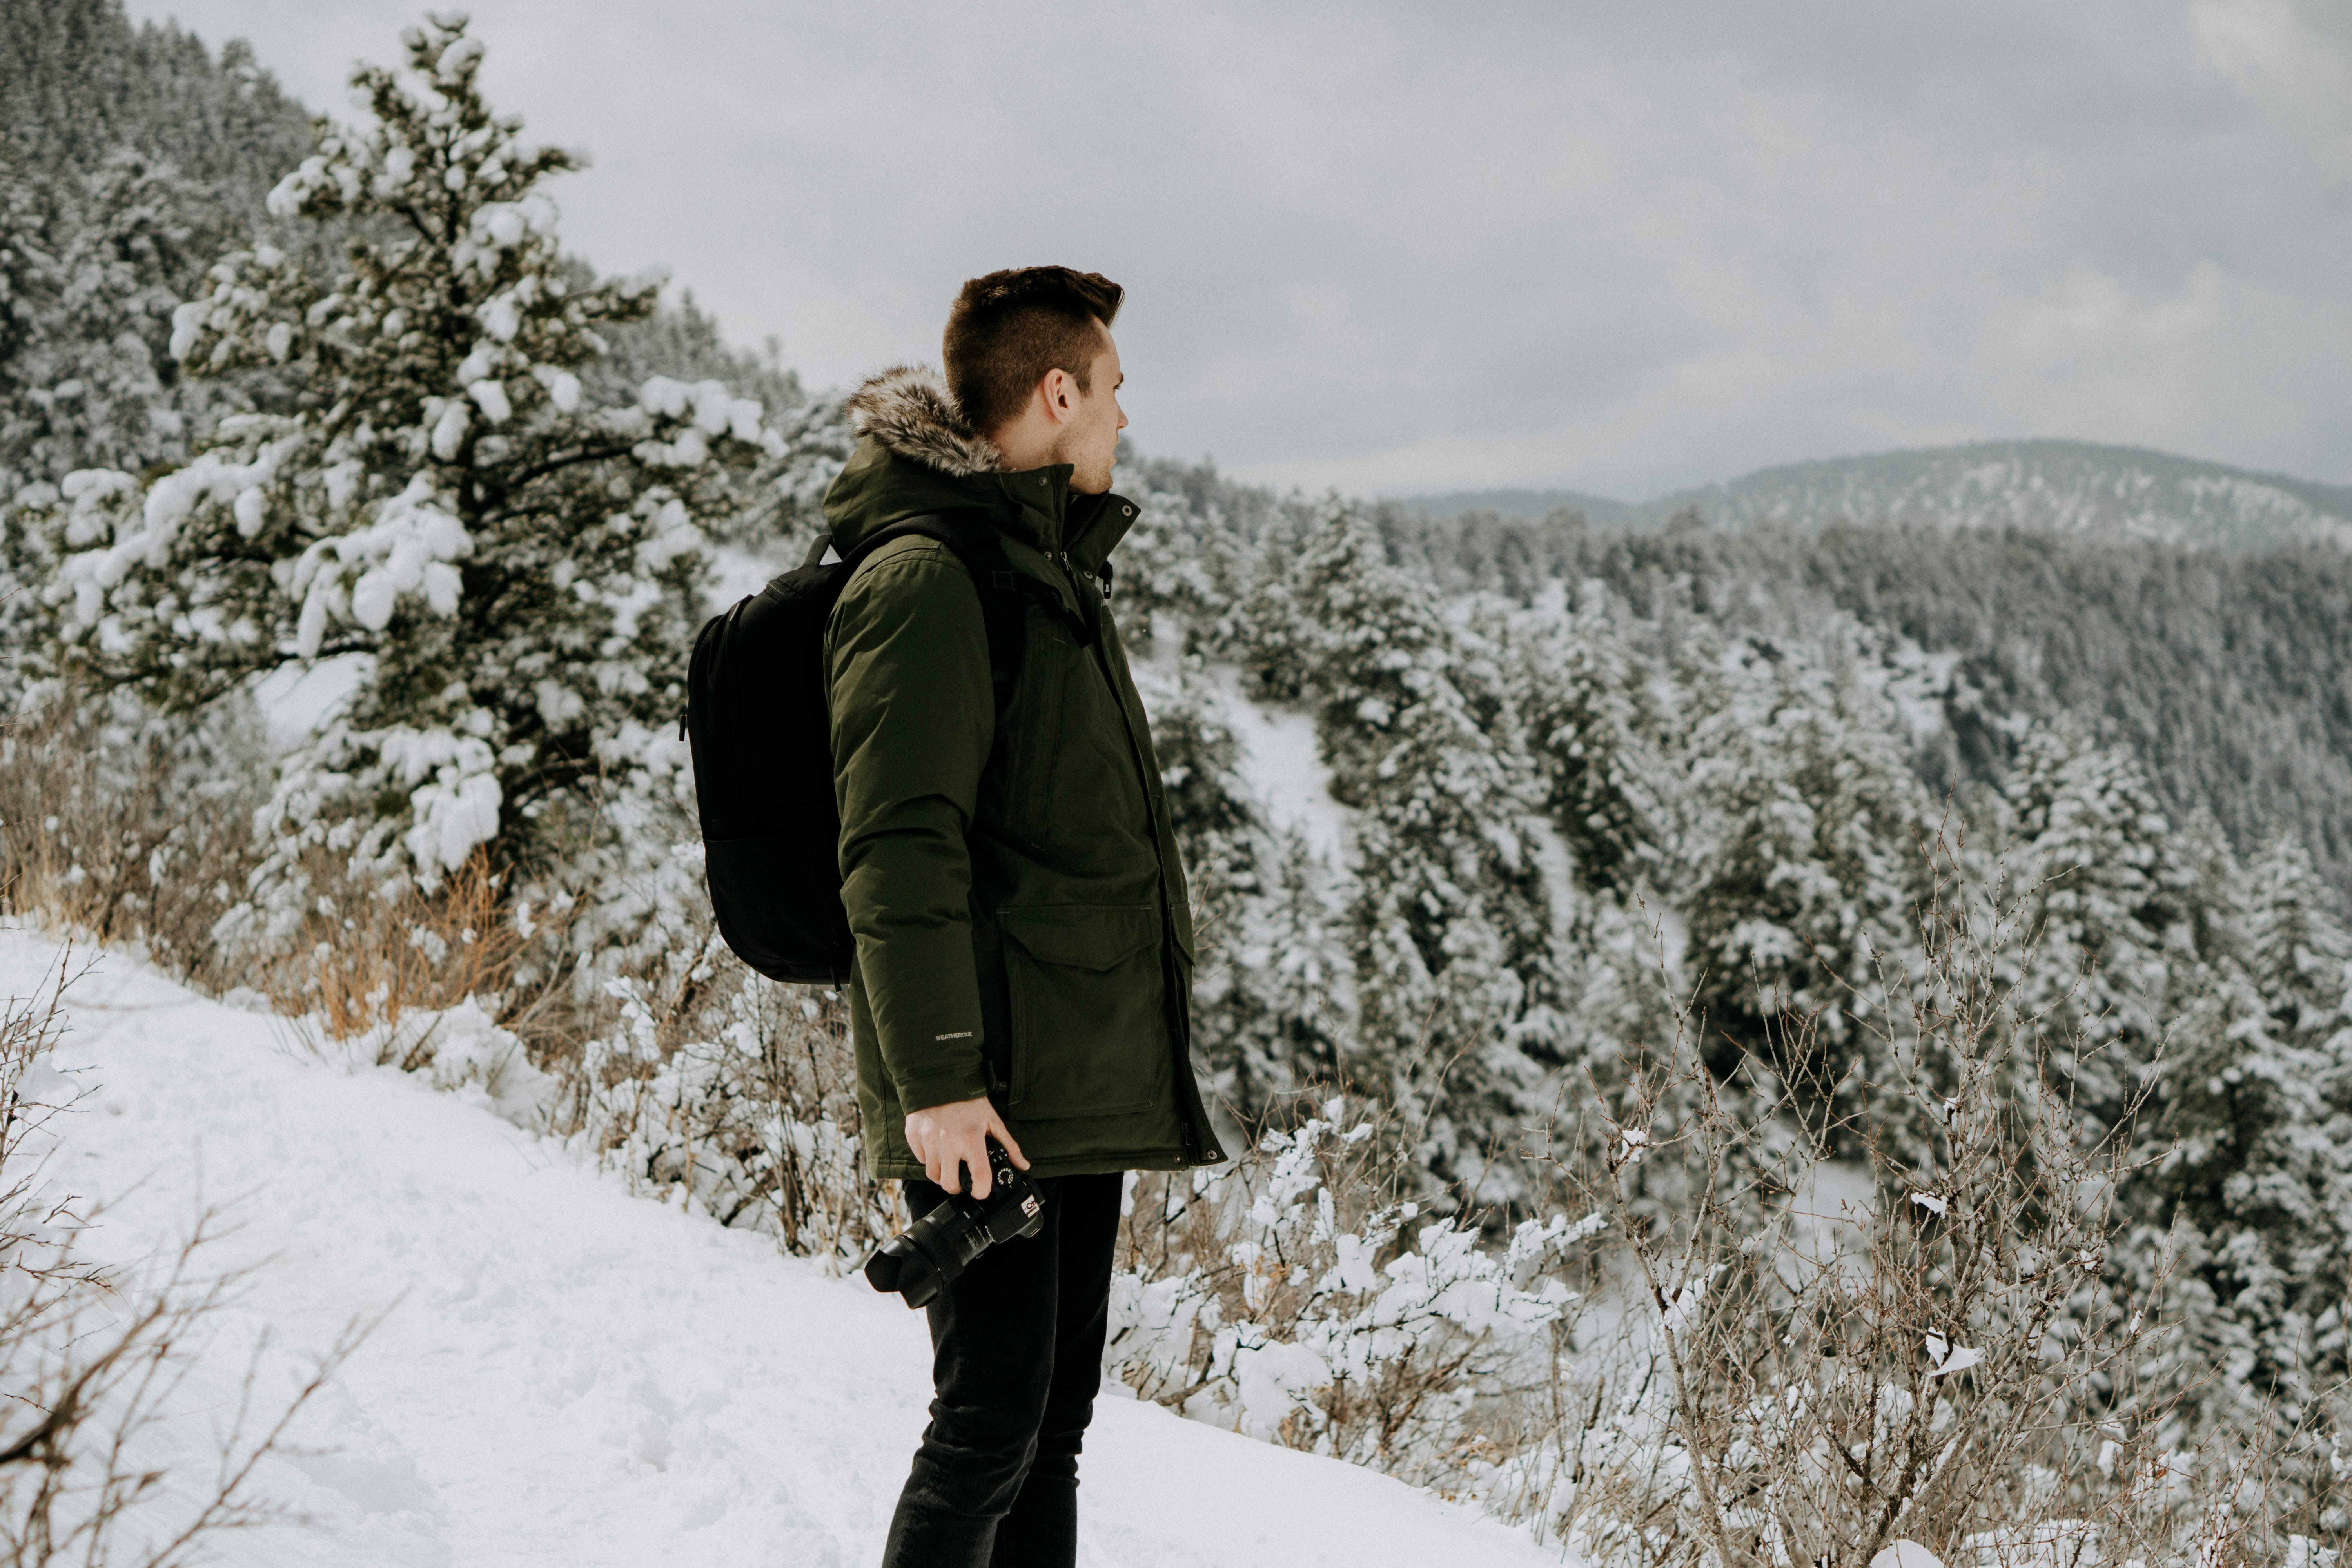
[485,442,641,498]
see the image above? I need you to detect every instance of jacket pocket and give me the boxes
[1001,904,1169,1120]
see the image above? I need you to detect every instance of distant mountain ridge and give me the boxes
[1390,440,2352,554]
[1381,485,1648,531]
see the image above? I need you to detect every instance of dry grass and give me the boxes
[0,693,267,989]
[246,847,593,1087]
[551,938,900,1261]
[266,849,533,1042]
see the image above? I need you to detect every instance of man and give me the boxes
[822,266,1225,1568]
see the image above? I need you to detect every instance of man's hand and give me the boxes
[904,1096,1028,1198]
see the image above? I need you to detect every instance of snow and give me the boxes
[2,927,1569,1567]
[254,651,372,750]
[1788,1158,1876,1274]
[1209,664,1351,866]
[704,542,791,608]
[1868,1543,1944,1568]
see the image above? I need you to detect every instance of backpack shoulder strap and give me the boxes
[827,514,1036,714]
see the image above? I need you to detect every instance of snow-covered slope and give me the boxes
[1201,663,1352,868]
[2,928,1563,1567]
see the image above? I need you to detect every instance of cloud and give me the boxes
[126,0,2352,496]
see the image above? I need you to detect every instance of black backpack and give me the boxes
[684,513,1050,985]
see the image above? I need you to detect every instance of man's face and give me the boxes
[1051,330,1126,495]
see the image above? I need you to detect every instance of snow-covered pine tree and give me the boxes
[0,160,54,436]
[0,162,58,669]
[1997,720,2188,1142]
[0,152,229,494]
[1096,469,1221,650]
[1181,499,1263,666]
[1995,734,2352,1446]
[2,0,320,498]
[2135,831,2352,1437]
[1231,535,1312,704]
[2244,835,2352,1071]
[1289,500,1561,1203]
[1145,672,1265,944]
[1517,581,1674,898]
[1220,829,1353,1111]
[2245,838,2352,1294]
[22,17,779,911]
[1677,636,1936,1154]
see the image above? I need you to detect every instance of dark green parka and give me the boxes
[820,365,1225,1181]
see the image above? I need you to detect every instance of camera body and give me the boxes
[863,1142,1045,1308]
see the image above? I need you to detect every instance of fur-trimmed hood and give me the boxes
[824,362,1137,570]
[842,364,1002,479]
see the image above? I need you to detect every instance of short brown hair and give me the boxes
[943,267,1123,437]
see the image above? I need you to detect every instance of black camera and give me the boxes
[863,1142,1045,1308]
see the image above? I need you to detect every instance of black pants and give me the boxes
[880,1172,1123,1568]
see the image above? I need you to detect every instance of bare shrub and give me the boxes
[1109,1087,1602,1490]
[555,940,898,1263]
[1518,835,2331,1568]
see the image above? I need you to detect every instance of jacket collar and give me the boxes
[822,364,1138,568]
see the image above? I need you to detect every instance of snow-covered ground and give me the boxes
[2,927,1566,1567]
[1206,663,1351,867]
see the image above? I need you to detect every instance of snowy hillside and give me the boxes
[1394,439,2352,553]
[6,10,2346,1557]
[1657,440,2352,552]
[0,927,1566,1568]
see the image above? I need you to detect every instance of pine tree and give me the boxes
[1678,637,1937,1153]
[3,2,310,208]
[0,160,51,394]
[1199,828,1354,1121]
[24,18,779,903]
[1134,653,1350,1122]
[0,0,318,498]
[2246,839,2352,1257]
[3,152,228,490]
[2245,836,2352,1061]
[1998,720,2189,1141]
[1099,468,1225,648]
[1147,668,1265,927]
[1232,534,1312,704]
[0,157,65,505]
[1290,501,1560,1201]
[2138,833,2352,1432]
[1989,732,2345,1438]
[1518,582,1673,897]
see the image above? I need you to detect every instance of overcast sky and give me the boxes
[127,0,2352,498]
